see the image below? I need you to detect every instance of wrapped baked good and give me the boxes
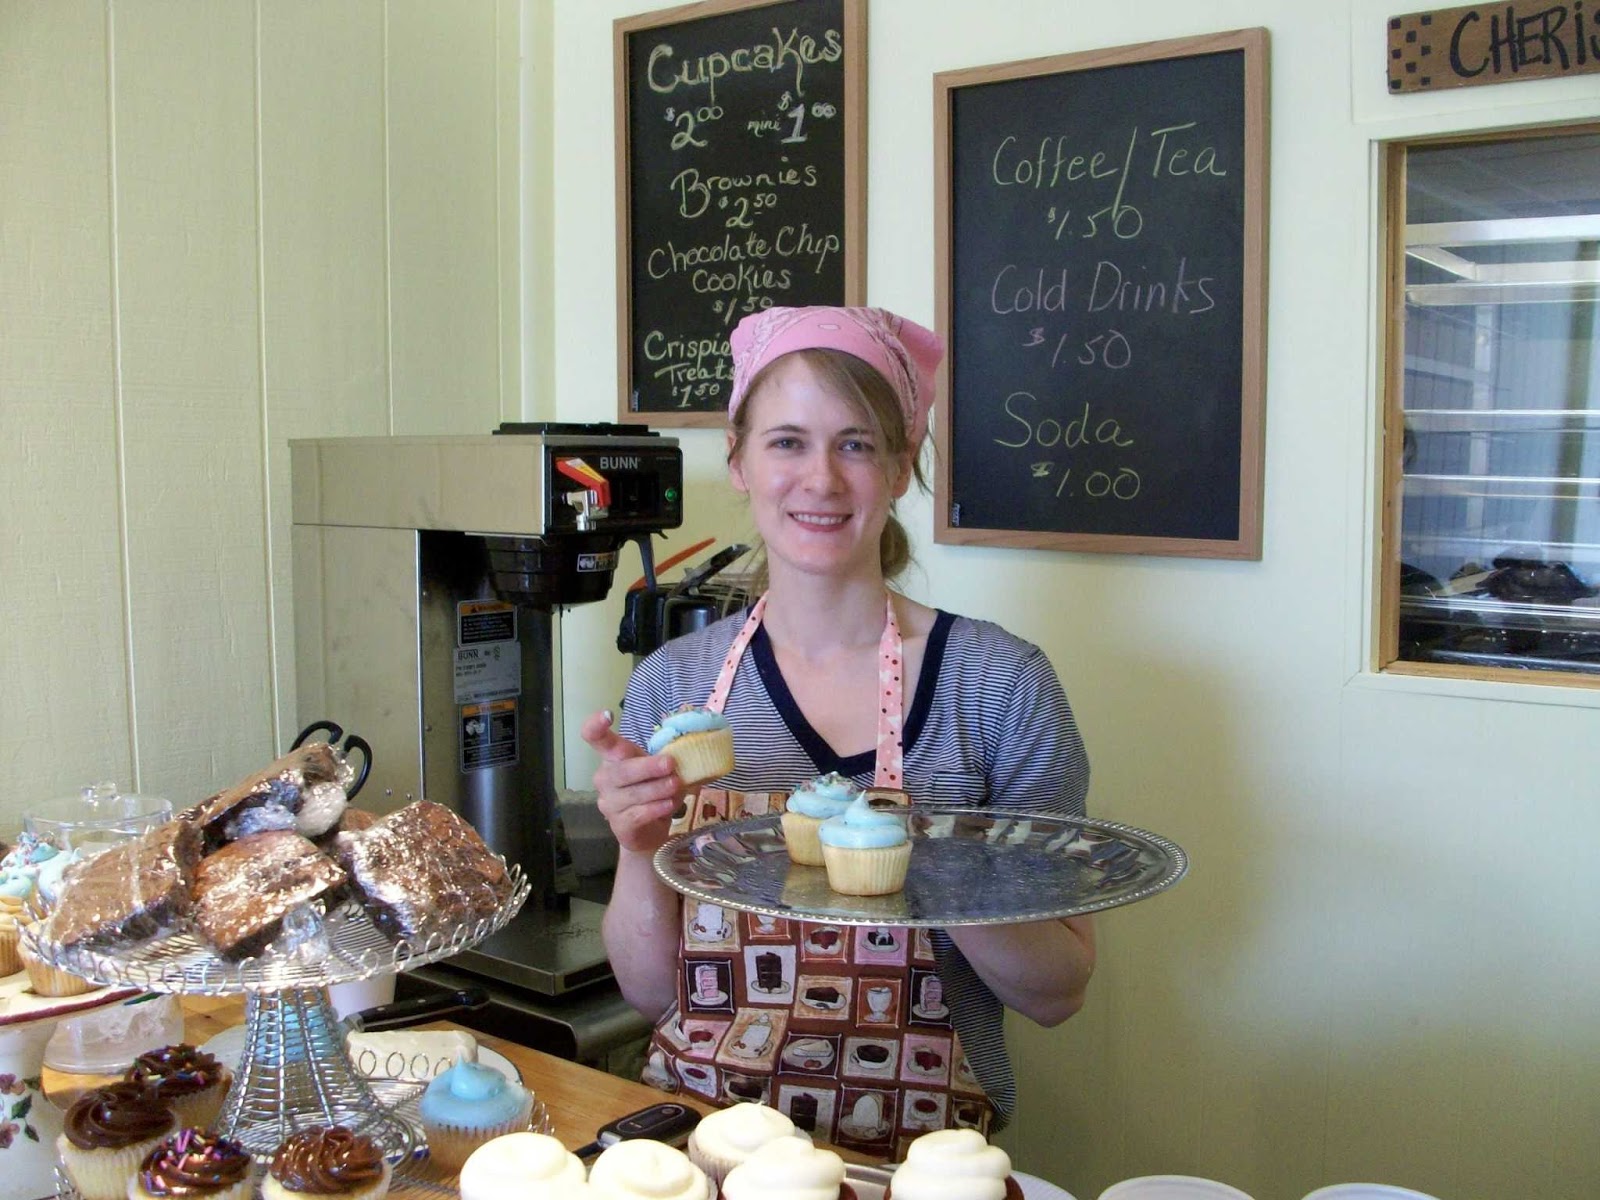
[192,830,347,961]
[43,817,202,952]
[335,801,511,942]
[181,743,354,850]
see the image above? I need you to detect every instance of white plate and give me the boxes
[847,1166,1076,1200]
[201,1023,522,1084]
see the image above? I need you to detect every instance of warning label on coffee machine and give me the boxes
[460,699,517,770]
[458,600,516,646]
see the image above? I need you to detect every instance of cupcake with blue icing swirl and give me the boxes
[817,794,912,896]
[781,773,863,867]
[647,705,735,786]
[418,1059,533,1172]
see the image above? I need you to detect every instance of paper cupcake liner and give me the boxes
[0,925,21,977]
[21,938,93,996]
[129,1171,255,1200]
[57,1130,171,1200]
[780,812,826,866]
[821,841,912,896]
[662,730,735,786]
[166,1079,230,1133]
[260,1159,391,1200]
[422,1093,535,1172]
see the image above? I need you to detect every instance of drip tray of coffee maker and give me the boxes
[444,897,615,996]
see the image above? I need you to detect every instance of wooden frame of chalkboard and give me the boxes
[933,29,1269,558]
[614,0,867,428]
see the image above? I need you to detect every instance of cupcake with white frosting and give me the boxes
[781,773,862,866]
[885,1129,1021,1200]
[685,1101,807,1188]
[721,1136,859,1200]
[818,794,912,896]
[588,1138,711,1200]
[458,1132,588,1199]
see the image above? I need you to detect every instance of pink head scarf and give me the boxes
[727,306,944,448]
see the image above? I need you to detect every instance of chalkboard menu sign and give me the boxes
[615,0,867,427]
[933,30,1269,558]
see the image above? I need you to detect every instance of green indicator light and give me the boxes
[665,487,679,502]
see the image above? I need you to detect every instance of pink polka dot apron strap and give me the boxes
[874,594,906,789]
[704,593,768,715]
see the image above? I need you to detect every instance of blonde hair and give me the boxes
[728,348,927,592]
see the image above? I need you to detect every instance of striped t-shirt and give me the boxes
[617,607,1090,1128]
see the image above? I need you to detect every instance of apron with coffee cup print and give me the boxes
[641,595,996,1158]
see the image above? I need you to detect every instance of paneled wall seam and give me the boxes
[104,0,141,790]
[381,0,395,437]
[494,0,506,421]
[251,0,282,753]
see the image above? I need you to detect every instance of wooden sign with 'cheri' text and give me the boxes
[1388,2,1600,92]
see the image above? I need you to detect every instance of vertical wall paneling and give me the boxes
[0,0,133,818]
[258,0,391,744]
[112,2,273,797]
[387,0,503,435]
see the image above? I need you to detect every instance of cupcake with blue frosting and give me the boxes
[817,794,912,896]
[781,773,863,867]
[647,705,735,786]
[418,1059,533,1172]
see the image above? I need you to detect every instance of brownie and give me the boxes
[180,743,346,851]
[335,801,512,941]
[191,830,347,961]
[45,817,202,951]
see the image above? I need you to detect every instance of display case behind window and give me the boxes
[1383,128,1600,682]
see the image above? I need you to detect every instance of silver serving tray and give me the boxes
[653,808,1187,927]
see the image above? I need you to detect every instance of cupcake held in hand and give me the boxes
[818,793,912,896]
[263,1126,391,1200]
[125,1044,232,1132]
[56,1082,176,1200]
[417,1059,534,1172]
[781,773,862,867]
[647,706,735,786]
[130,1128,255,1200]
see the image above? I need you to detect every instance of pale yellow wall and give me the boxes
[0,0,521,806]
[549,3,1600,1200]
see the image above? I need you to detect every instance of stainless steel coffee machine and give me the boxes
[289,425,681,1060]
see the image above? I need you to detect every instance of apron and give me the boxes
[639,595,995,1159]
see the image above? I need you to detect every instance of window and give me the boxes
[1380,127,1600,683]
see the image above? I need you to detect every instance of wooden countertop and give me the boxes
[45,995,869,1197]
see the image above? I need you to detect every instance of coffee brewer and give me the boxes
[289,425,681,1054]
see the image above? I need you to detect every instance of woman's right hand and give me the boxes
[581,710,685,855]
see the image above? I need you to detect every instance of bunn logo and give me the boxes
[598,456,642,470]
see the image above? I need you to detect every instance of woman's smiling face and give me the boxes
[728,353,911,584]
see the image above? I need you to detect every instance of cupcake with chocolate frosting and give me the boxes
[125,1044,231,1131]
[56,1081,176,1200]
[130,1127,255,1200]
[262,1126,391,1200]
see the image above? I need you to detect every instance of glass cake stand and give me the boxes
[24,867,530,1173]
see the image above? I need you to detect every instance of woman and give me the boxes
[583,306,1093,1152]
